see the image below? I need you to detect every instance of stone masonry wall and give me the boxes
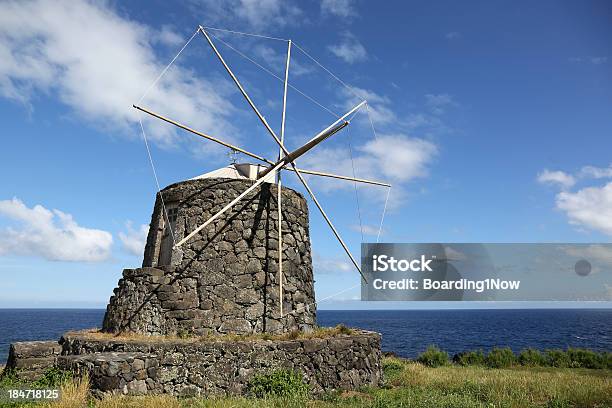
[58,331,382,397]
[4,341,61,381]
[103,178,315,335]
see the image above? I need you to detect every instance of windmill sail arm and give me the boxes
[257,121,348,180]
[133,104,272,165]
[285,167,391,187]
[257,101,365,180]
[199,27,292,159]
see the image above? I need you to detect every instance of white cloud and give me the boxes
[328,33,367,64]
[196,0,303,30]
[351,224,383,237]
[313,252,352,274]
[252,44,313,77]
[361,135,438,182]
[303,134,436,185]
[304,87,441,209]
[579,164,612,179]
[301,133,437,210]
[321,0,357,18]
[0,198,113,262]
[119,221,149,256]
[340,86,396,125]
[425,93,455,115]
[154,25,184,47]
[537,169,576,189]
[556,182,612,236]
[561,244,612,267]
[0,0,236,147]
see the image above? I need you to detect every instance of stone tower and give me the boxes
[103,164,316,335]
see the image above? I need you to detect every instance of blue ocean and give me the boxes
[1,308,610,363]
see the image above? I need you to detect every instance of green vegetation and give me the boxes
[453,350,486,366]
[248,370,310,399]
[0,367,74,408]
[416,345,449,367]
[32,367,73,388]
[2,348,611,408]
[485,347,516,368]
[518,348,548,367]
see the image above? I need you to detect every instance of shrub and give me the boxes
[545,349,570,368]
[417,345,449,367]
[603,352,612,369]
[486,347,516,368]
[453,350,486,366]
[518,348,546,366]
[383,358,405,376]
[566,348,605,369]
[248,369,310,398]
[32,367,73,387]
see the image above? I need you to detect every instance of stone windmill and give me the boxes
[103,26,391,336]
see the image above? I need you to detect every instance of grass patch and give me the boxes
[64,324,358,344]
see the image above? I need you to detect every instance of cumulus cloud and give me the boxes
[537,170,576,190]
[119,222,149,256]
[556,182,612,236]
[321,0,357,18]
[0,0,236,147]
[301,132,437,210]
[328,33,367,64]
[303,134,436,185]
[538,165,612,235]
[196,0,303,30]
[313,252,352,275]
[302,86,443,210]
[0,198,113,262]
[340,86,396,125]
[154,25,185,47]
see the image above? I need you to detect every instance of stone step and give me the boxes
[57,351,158,397]
[3,341,61,381]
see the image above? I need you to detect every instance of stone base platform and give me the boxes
[58,330,382,396]
[4,341,62,381]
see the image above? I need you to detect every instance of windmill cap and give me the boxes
[190,163,272,182]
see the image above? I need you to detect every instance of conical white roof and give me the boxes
[190,163,273,182]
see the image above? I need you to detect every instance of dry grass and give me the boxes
[40,374,89,408]
[97,394,183,408]
[64,325,356,344]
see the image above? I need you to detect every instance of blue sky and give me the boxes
[0,0,610,308]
